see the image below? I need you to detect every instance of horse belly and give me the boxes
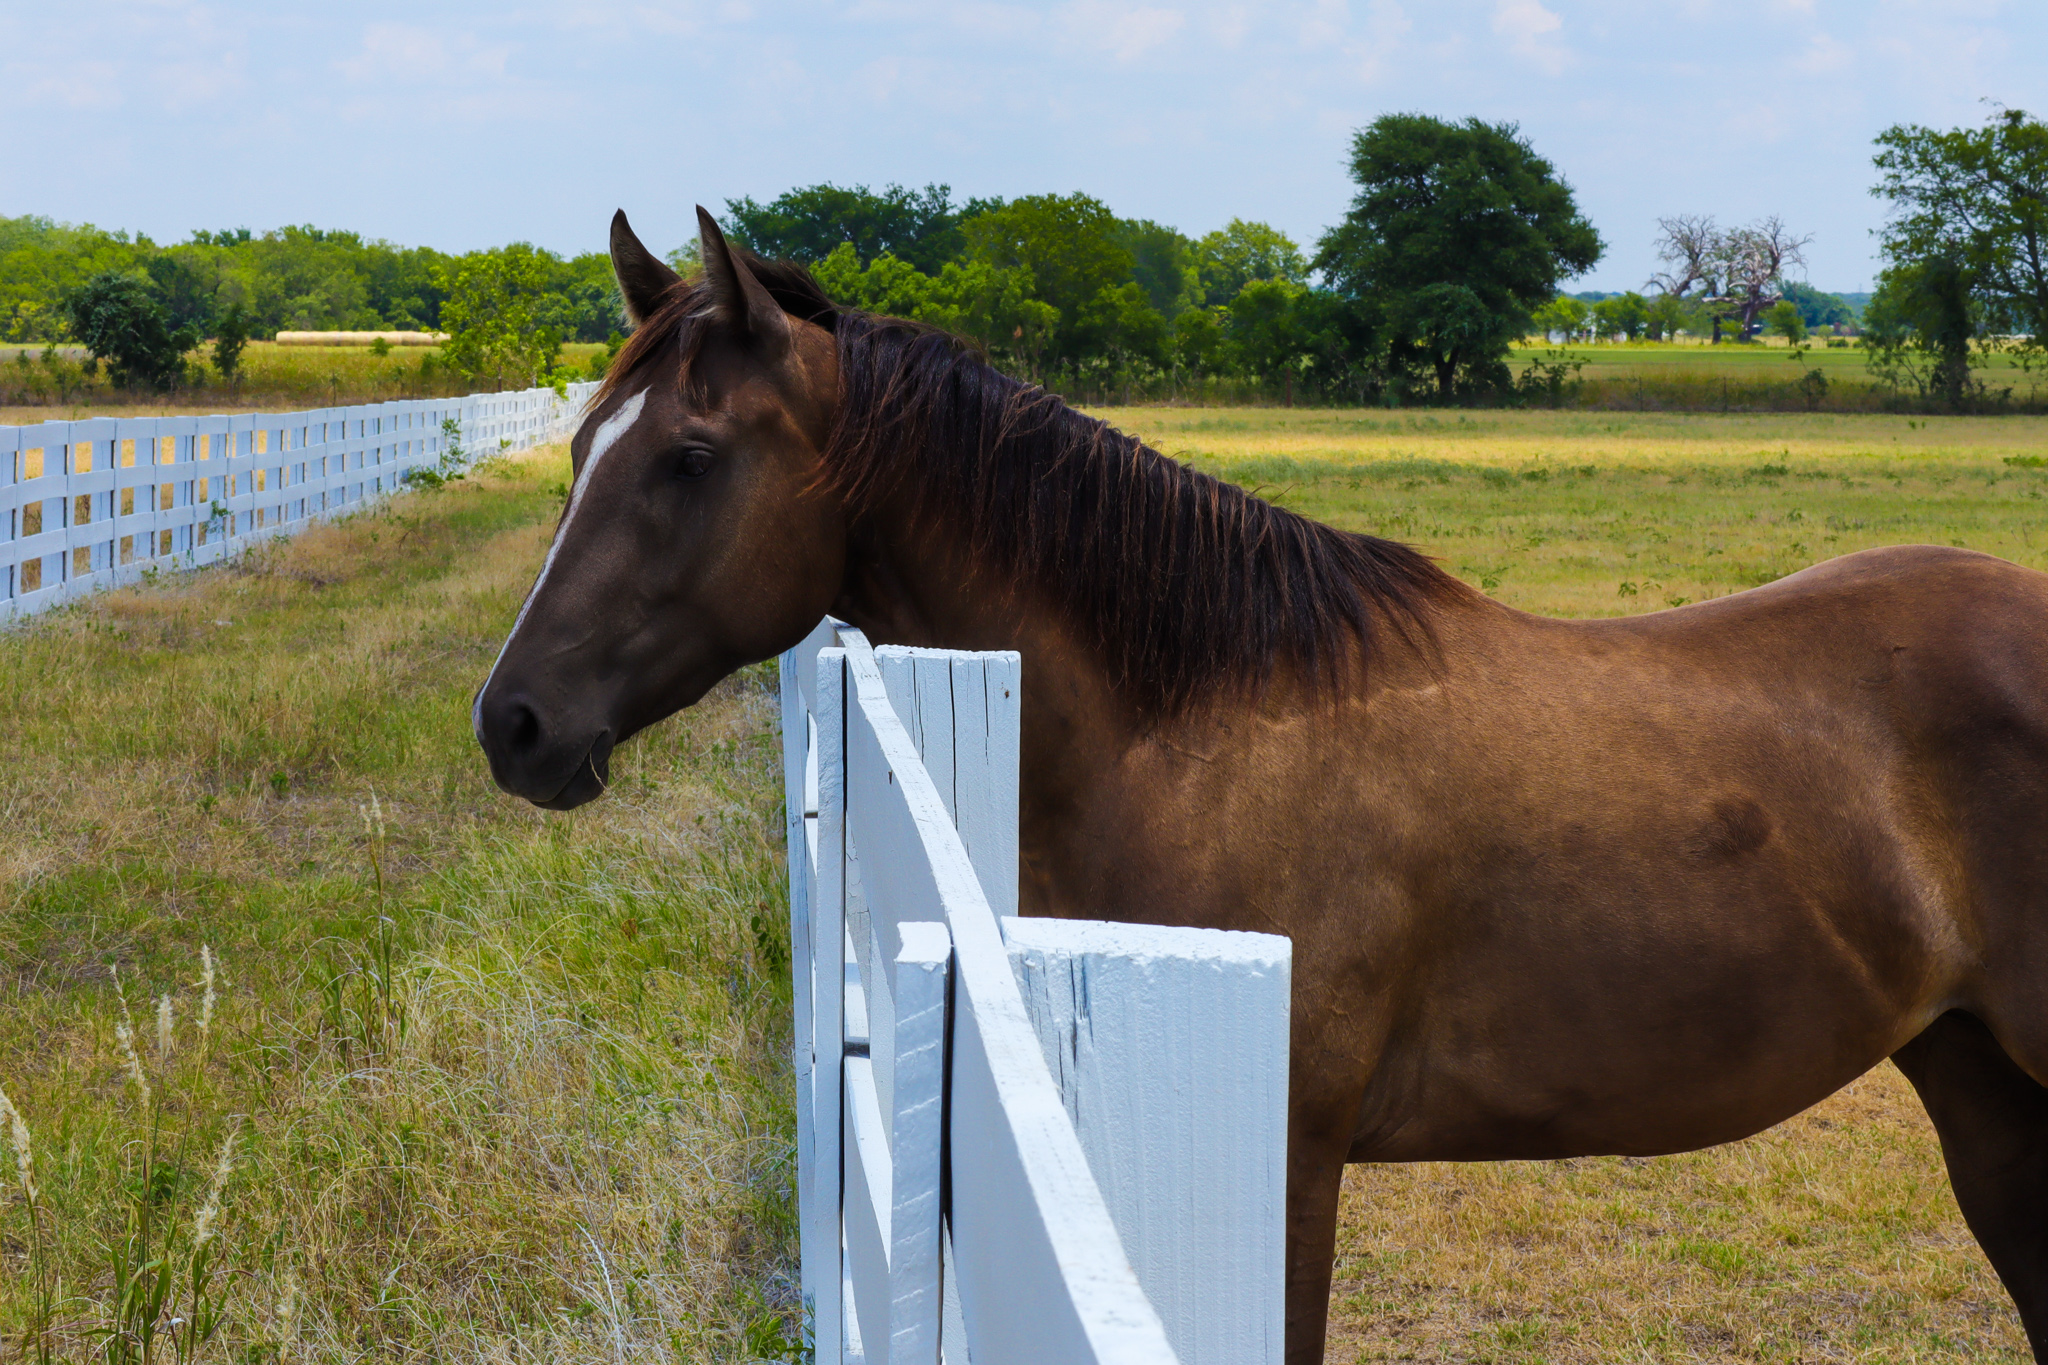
[1347,867,1960,1163]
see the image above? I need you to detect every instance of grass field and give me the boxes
[1504,340,2048,413]
[0,451,802,1363]
[1094,405,2040,1363]
[0,405,2041,1362]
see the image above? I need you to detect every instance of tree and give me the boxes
[1648,214,1808,342]
[437,244,563,388]
[963,193,1137,369]
[1779,281,1856,331]
[1718,217,1811,339]
[810,244,1058,377]
[1195,220,1308,306]
[1864,252,1980,410]
[212,302,252,390]
[63,271,197,390]
[1533,294,1589,341]
[1873,106,2048,359]
[1649,214,1734,342]
[1649,214,1721,299]
[1315,114,1603,399]
[1592,292,1648,341]
[1171,307,1225,385]
[726,183,984,274]
[1765,299,1805,344]
[1116,219,1200,317]
[1643,291,1689,341]
[1225,278,1312,400]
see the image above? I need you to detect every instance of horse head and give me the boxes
[473,208,845,809]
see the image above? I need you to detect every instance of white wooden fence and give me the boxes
[0,382,597,621]
[780,619,1292,1365]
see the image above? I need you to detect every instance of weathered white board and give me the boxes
[1004,918,1290,1365]
[841,639,1176,1365]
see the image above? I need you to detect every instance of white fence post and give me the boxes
[1004,919,1290,1365]
[784,623,1292,1365]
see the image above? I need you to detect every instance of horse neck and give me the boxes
[829,492,1141,887]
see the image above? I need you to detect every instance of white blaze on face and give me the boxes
[473,387,649,740]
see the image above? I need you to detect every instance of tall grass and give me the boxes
[0,451,803,1362]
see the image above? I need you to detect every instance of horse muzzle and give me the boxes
[474,686,615,810]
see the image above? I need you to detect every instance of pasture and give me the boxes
[0,453,802,1362]
[0,405,2041,1361]
[1096,404,2045,1363]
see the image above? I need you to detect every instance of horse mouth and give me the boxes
[533,731,615,811]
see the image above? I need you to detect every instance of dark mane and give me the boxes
[601,256,1470,716]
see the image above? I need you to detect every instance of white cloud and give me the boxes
[1353,0,1411,83]
[1060,2,1186,63]
[1791,30,1852,75]
[1491,0,1569,76]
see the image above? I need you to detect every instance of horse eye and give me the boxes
[674,448,714,480]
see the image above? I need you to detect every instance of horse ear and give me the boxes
[610,209,681,328]
[696,205,790,349]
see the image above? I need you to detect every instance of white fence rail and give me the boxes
[0,382,597,621]
[781,619,1291,1364]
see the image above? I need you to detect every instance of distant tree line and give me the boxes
[0,218,622,389]
[14,103,2037,409]
[720,114,1604,405]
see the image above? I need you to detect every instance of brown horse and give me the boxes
[474,208,2048,1362]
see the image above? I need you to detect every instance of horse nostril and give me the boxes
[505,699,544,752]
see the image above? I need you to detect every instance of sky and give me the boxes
[3,0,2043,294]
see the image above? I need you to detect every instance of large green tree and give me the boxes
[726,183,988,275]
[1315,114,1603,398]
[1873,106,2048,355]
[1196,219,1308,306]
[962,193,1140,368]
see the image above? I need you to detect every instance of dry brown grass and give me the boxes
[1092,406,2038,1363]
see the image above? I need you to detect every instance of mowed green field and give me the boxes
[1095,405,2043,1362]
[1,406,2043,1362]
[1504,341,2048,412]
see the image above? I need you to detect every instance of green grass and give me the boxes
[0,449,802,1363]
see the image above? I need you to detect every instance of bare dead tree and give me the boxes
[1718,216,1812,338]
[1649,214,1722,299]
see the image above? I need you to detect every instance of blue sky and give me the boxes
[4,1,2042,292]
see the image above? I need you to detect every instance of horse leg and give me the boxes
[1892,1010,2048,1359]
[1284,1090,1358,1365]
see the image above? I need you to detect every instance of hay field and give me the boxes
[1096,405,2042,1363]
[0,342,612,424]
[0,449,803,1363]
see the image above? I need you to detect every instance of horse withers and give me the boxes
[475,207,2048,1362]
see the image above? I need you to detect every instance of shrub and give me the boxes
[63,272,199,391]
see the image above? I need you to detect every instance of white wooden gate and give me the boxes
[0,382,596,621]
[780,619,1292,1365]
